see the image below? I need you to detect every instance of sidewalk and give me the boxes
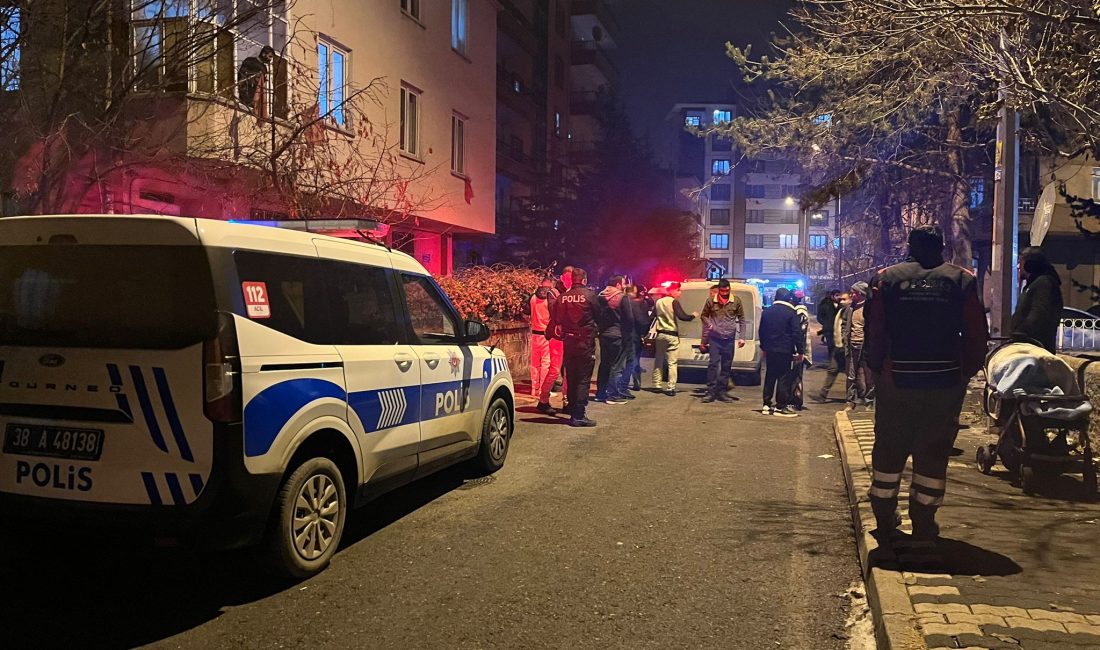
[835,399,1100,650]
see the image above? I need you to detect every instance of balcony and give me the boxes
[570,42,616,89]
[497,138,537,183]
[497,67,539,121]
[571,0,620,45]
[570,90,606,116]
[498,7,539,55]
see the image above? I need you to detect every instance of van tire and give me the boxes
[471,398,512,475]
[263,457,347,580]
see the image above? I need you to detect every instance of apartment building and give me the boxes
[569,0,617,171]
[0,0,498,275]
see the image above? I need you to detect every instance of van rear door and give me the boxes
[0,217,218,506]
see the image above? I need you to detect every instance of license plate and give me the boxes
[3,424,105,461]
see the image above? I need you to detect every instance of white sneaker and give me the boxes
[761,406,774,415]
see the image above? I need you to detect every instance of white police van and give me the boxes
[0,215,514,577]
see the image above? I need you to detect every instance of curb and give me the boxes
[833,411,927,650]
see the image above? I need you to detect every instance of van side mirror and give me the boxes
[465,319,490,343]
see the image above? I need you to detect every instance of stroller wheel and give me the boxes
[976,446,994,475]
[1020,465,1038,495]
[1084,463,1097,501]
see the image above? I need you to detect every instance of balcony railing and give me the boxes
[570,41,616,84]
[1059,317,1100,352]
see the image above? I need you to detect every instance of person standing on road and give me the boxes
[530,277,561,415]
[1010,247,1063,353]
[700,279,746,403]
[552,267,600,427]
[759,287,804,417]
[619,285,646,395]
[864,225,988,542]
[595,275,632,405]
[814,290,847,403]
[652,282,698,396]
[844,281,874,409]
[788,291,813,410]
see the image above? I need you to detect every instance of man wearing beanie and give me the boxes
[844,280,873,409]
[758,287,805,417]
[863,224,988,543]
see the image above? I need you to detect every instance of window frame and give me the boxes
[401,0,421,21]
[809,259,829,276]
[779,234,799,249]
[710,183,731,202]
[809,234,827,250]
[709,233,730,250]
[684,114,701,128]
[398,273,465,345]
[743,259,763,274]
[451,112,467,176]
[709,208,731,226]
[1,6,20,91]
[400,84,422,159]
[713,109,732,124]
[318,37,350,127]
[451,0,468,55]
[711,159,731,176]
[745,234,764,248]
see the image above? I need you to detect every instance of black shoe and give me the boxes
[811,394,828,404]
[722,393,740,401]
[570,417,597,428]
[773,406,799,418]
[621,393,636,400]
[662,389,677,396]
[702,395,716,403]
[536,402,557,415]
[607,397,629,405]
[631,385,642,392]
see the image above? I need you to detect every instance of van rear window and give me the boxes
[0,245,217,349]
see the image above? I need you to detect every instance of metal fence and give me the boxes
[1059,316,1100,352]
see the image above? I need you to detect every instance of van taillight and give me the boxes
[204,312,241,423]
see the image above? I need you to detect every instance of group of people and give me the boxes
[812,281,876,410]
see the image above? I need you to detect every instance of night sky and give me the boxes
[611,0,794,164]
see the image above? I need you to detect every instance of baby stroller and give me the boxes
[978,340,1096,497]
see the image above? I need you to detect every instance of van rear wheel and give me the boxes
[264,457,347,580]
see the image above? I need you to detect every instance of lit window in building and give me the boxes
[1,7,19,91]
[745,235,764,248]
[712,159,731,176]
[318,40,349,126]
[710,183,731,202]
[451,114,466,175]
[401,0,421,20]
[713,109,732,124]
[780,234,798,249]
[810,211,828,224]
[809,234,827,250]
[513,79,521,93]
[709,233,729,250]
[709,209,730,226]
[969,178,985,209]
[685,114,702,128]
[555,111,561,136]
[400,85,421,157]
[452,0,468,54]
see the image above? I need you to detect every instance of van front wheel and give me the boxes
[471,398,512,475]
[264,457,347,580]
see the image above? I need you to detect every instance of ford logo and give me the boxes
[39,354,66,368]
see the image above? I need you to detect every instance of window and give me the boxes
[450,114,466,176]
[713,109,732,124]
[747,210,765,223]
[780,234,798,249]
[743,259,763,274]
[707,258,729,279]
[233,251,331,344]
[1,7,20,91]
[711,136,732,152]
[781,261,799,273]
[400,85,421,157]
[782,184,801,197]
[318,40,348,127]
[709,233,729,250]
[746,185,766,199]
[1094,168,1100,200]
[710,183,731,202]
[401,0,421,20]
[709,209,730,226]
[745,235,764,248]
[401,274,459,344]
[809,259,829,276]
[810,211,828,225]
[969,178,985,209]
[685,114,701,128]
[809,234,827,250]
[325,262,401,345]
[452,0,468,54]
[132,0,190,92]
[554,56,564,89]
[712,159,731,176]
[554,110,562,136]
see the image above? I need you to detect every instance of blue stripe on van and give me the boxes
[164,473,185,505]
[153,367,193,462]
[244,379,347,457]
[188,473,205,498]
[129,366,169,454]
[141,472,162,505]
[106,364,133,420]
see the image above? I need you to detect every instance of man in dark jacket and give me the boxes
[595,275,632,404]
[552,267,600,427]
[1010,247,1063,353]
[864,225,988,543]
[700,279,746,403]
[759,288,805,417]
[814,290,846,403]
[617,285,647,395]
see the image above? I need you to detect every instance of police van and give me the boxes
[674,279,763,384]
[0,215,514,578]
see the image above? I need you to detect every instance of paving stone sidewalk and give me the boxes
[836,396,1100,650]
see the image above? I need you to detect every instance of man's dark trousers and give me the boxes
[820,346,846,397]
[616,340,637,395]
[762,351,794,407]
[706,336,735,399]
[595,334,624,400]
[869,376,967,536]
[564,335,596,419]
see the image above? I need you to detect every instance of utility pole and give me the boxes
[990,94,1020,337]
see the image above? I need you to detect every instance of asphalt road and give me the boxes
[0,366,862,649]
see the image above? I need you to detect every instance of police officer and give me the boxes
[551,267,599,427]
[864,225,988,542]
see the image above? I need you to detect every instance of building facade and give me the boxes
[1,0,498,275]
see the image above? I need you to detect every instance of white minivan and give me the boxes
[673,279,763,383]
[0,215,514,577]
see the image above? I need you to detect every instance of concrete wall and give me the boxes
[1060,355,1100,441]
